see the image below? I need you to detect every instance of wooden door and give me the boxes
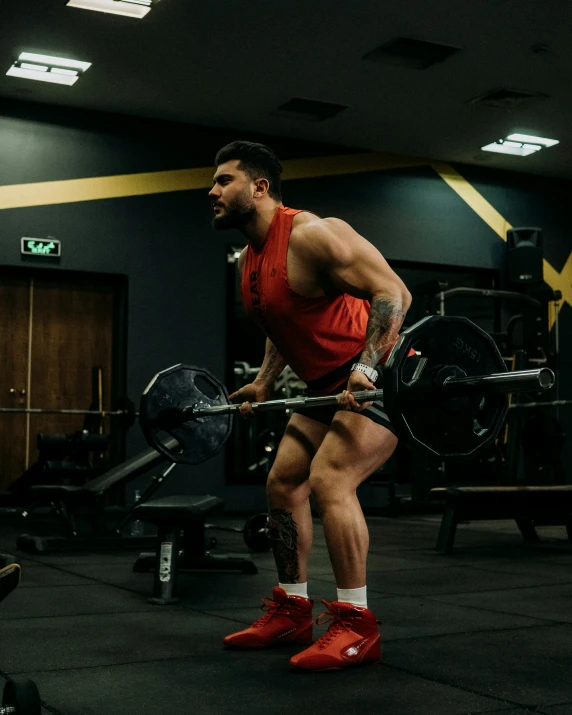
[28,278,114,464]
[0,278,31,489]
[0,272,116,491]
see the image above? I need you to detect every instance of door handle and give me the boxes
[9,388,26,405]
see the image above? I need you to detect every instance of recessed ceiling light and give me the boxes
[482,134,559,157]
[6,67,79,86]
[19,52,91,71]
[6,52,91,86]
[66,0,154,19]
[506,133,559,148]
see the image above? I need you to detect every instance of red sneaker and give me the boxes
[289,600,381,672]
[223,587,313,649]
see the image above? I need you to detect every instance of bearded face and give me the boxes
[211,184,256,230]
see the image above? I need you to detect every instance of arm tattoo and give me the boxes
[360,296,405,367]
[256,340,287,385]
[267,508,300,583]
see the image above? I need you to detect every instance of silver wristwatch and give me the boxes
[351,363,379,383]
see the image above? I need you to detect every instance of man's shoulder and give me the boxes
[290,214,352,248]
[290,213,342,239]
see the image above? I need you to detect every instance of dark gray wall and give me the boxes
[1,99,570,509]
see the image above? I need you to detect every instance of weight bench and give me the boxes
[431,486,572,553]
[132,495,257,604]
[17,440,179,554]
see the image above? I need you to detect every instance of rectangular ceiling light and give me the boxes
[506,133,559,147]
[6,52,91,86]
[66,0,153,18]
[482,134,559,157]
[19,52,91,71]
[7,66,79,85]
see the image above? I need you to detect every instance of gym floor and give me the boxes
[1,514,572,715]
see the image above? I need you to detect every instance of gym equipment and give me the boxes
[16,439,270,556]
[0,561,20,604]
[0,407,133,416]
[0,557,42,715]
[1,678,41,715]
[0,404,137,432]
[139,316,555,463]
[140,365,233,465]
[16,441,179,554]
[430,485,572,553]
[132,495,257,605]
[205,512,271,552]
[4,431,110,506]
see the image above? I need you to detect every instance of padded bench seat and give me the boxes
[134,494,223,523]
[430,485,572,553]
[132,495,257,604]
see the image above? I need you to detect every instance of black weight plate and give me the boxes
[243,513,271,552]
[140,364,233,465]
[383,316,508,459]
[3,677,41,715]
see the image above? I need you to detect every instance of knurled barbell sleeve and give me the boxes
[441,367,554,397]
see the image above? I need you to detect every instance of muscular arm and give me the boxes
[254,338,288,386]
[360,295,406,368]
[292,217,412,369]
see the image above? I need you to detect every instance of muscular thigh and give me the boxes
[310,410,398,492]
[269,412,330,487]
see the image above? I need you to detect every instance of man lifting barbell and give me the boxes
[139,141,554,674]
[208,140,417,672]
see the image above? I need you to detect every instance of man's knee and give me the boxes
[308,469,349,509]
[266,467,310,505]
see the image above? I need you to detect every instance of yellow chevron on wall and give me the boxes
[432,162,571,329]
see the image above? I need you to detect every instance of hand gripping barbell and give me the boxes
[139,315,555,463]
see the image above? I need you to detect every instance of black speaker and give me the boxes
[506,227,543,285]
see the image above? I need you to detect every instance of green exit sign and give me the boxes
[21,237,61,257]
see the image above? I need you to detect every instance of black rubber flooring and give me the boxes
[1,513,572,715]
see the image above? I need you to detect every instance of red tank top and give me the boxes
[241,206,397,393]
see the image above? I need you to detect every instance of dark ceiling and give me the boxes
[1,0,571,178]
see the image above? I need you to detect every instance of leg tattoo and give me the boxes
[267,508,300,583]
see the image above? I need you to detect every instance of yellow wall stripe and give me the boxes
[431,162,572,327]
[1,151,569,326]
[0,167,214,210]
[281,153,425,181]
[0,152,425,211]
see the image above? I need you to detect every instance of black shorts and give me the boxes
[295,354,420,433]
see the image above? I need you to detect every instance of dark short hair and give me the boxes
[214,141,283,201]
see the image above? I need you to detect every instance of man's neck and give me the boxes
[241,203,282,249]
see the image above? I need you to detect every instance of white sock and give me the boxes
[337,586,367,608]
[279,582,309,599]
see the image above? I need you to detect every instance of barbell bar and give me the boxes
[155,367,553,425]
[182,367,553,420]
[509,399,572,410]
[139,315,558,463]
[0,407,137,416]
